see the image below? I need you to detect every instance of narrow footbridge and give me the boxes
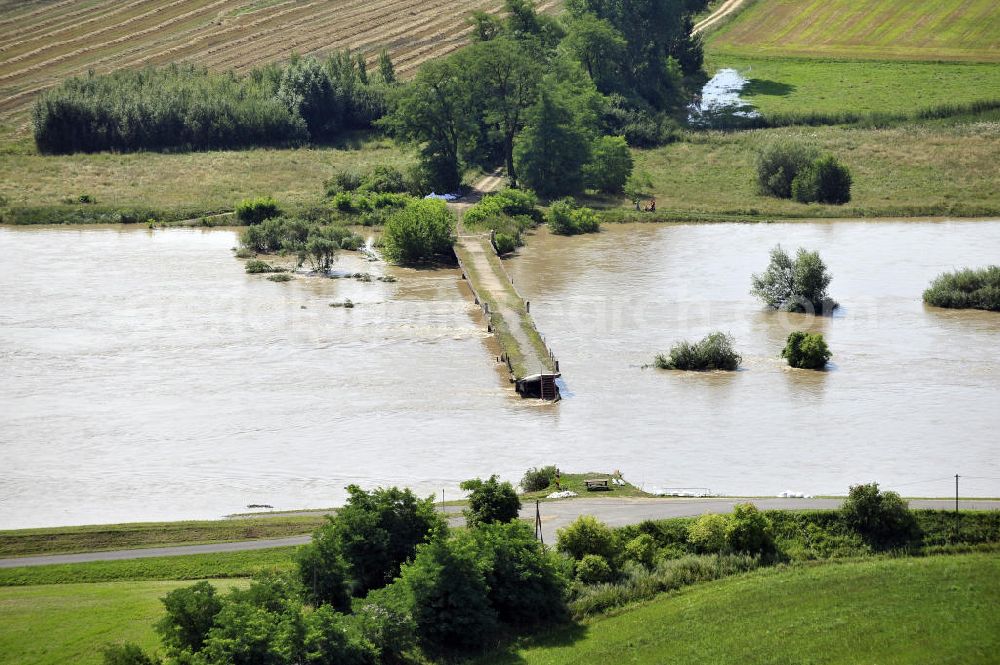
[453,232,561,400]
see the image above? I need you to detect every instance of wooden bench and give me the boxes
[584,478,611,491]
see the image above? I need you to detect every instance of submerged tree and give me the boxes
[751,245,838,314]
[655,331,741,371]
[781,331,832,369]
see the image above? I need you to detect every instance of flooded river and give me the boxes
[2,221,999,528]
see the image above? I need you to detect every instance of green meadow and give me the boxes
[480,553,1000,665]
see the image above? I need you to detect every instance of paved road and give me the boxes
[4,498,998,569]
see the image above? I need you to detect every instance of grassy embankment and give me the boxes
[1,509,997,663]
[0,579,246,665]
[4,549,997,665]
[606,0,1000,222]
[479,553,1000,665]
[0,547,296,587]
[0,514,329,558]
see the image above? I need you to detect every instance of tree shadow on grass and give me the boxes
[744,79,796,97]
[477,622,589,664]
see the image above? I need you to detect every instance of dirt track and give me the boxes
[692,0,747,35]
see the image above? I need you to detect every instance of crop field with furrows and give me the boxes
[707,0,1000,62]
[0,0,561,121]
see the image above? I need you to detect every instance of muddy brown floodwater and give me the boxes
[1,221,999,528]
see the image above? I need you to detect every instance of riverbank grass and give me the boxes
[625,119,1000,220]
[478,553,1000,665]
[0,547,297,587]
[520,472,653,501]
[0,516,328,558]
[0,134,411,223]
[703,56,1000,121]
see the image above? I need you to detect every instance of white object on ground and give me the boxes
[424,192,461,201]
[546,490,579,499]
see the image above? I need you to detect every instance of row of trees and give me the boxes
[108,482,568,663]
[106,477,967,664]
[34,50,395,153]
[386,0,707,194]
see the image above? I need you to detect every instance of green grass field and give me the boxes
[0,579,245,665]
[481,553,1000,665]
[704,56,1000,118]
[707,0,1000,62]
[0,547,297,587]
[0,516,328,558]
[625,118,1000,220]
[0,133,411,220]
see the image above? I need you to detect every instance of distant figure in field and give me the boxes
[645,198,656,212]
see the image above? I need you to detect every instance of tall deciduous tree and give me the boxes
[334,484,447,594]
[565,0,694,107]
[514,89,592,197]
[387,58,473,192]
[562,13,627,93]
[464,37,543,188]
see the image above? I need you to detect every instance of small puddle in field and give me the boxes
[688,68,760,127]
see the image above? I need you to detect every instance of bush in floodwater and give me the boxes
[792,154,852,204]
[235,196,281,225]
[755,139,819,199]
[922,265,1000,312]
[751,245,838,314]
[244,259,281,274]
[381,199,456,265]
[655,332,741,371]
[521,465,558,492]
[267,273,293,282]
[782,331,831,369]
[493,232,518,255]
[547,198,600,236]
